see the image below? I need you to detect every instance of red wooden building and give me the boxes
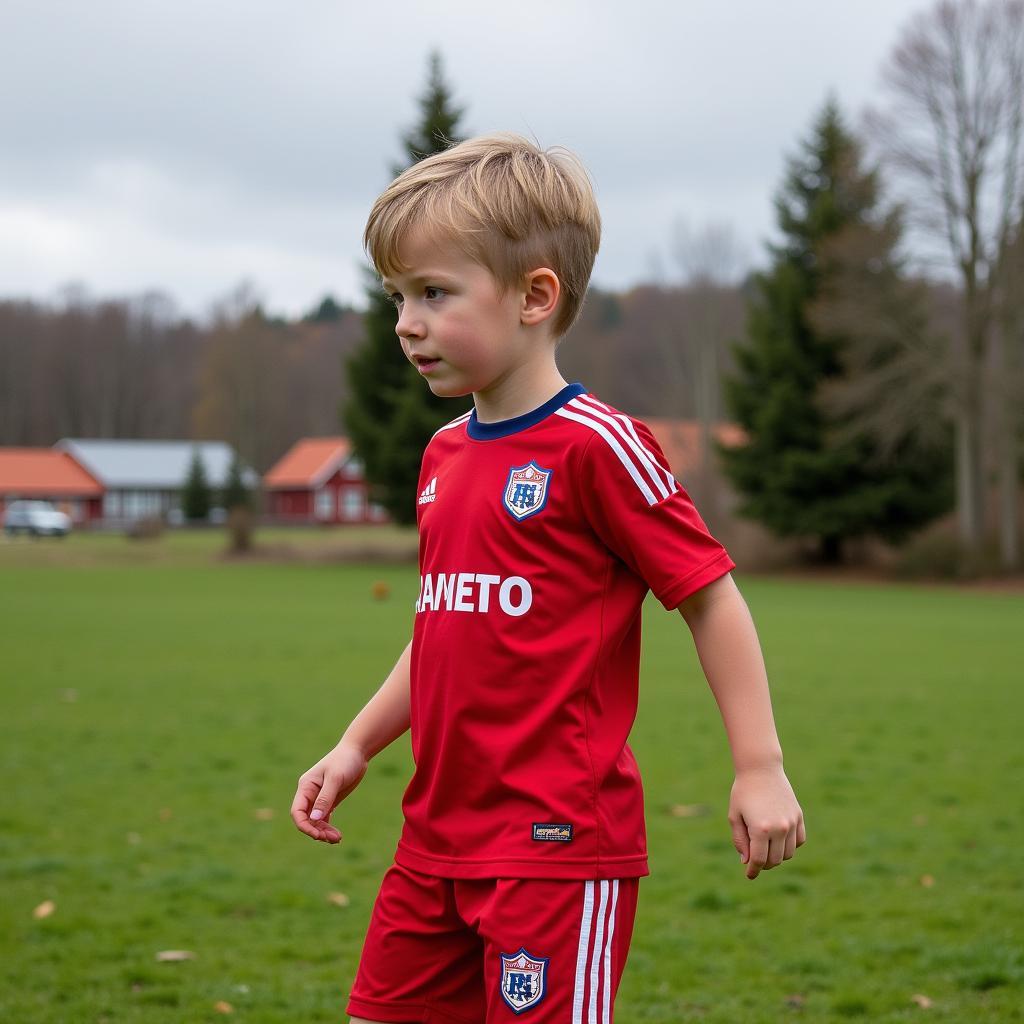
[263,437,388,525]
[0,448,104,525]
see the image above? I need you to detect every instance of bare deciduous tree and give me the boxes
[866,0,1024,567]
[670,218,748,516]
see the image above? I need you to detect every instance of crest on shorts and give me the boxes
[503,462,552,522]
[500,948,548,1013]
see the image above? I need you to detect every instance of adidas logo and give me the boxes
[418,477,438,505]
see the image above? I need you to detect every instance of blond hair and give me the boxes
[364,133,601,338]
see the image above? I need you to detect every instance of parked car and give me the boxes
[3,500,72,537]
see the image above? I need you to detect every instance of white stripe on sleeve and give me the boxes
[580,396,679,494]
[572,881,596,1024]
[571,396,675,499]
[555,408,659,506]
[432,411,472,436]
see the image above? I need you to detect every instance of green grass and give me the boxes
[1,555,1022,1022]
[0,523,419,567]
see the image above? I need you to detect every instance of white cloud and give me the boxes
[0,0,933,316]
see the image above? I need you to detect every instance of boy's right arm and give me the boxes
[290,638,412,844]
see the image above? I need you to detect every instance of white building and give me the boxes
[55,439,259,524]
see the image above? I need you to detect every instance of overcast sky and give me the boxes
[0,0,932,320]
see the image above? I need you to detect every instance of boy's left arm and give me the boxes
[677,572,806,880]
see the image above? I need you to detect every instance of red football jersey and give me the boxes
[396,383,735,880]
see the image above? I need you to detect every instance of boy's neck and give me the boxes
[472,357,569,424]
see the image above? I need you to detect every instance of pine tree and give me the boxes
[304,295,346,323]
[343,51,471,526]
[221,452,250,510]
[720,98,952,561]
[182,449,212,521]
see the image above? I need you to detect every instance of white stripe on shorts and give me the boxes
[601,880,620,1024]
[587,880,609,1024]
[572,881,596,1024]
[571,879,621,1024]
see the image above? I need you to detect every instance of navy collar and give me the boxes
[467,382,587,440]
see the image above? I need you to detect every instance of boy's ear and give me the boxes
[520,268,560,327]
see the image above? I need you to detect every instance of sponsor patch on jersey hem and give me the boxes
[532,822,573,842]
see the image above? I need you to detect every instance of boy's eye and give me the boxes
[425,286,445,300]
[387,292,403,306]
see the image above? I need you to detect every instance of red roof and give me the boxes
[0,448,104,496]
[645,420,746,479]
[264,437,353,489]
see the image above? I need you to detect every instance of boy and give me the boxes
[291,134,805,1023]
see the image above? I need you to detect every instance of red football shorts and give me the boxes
[346,863,639,1023]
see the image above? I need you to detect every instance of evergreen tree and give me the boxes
[395,50,466,173]
[221,452,251,510]
[720,98,952,561]
[344,50,470,525]
[182,449,212,521]
[304,295,346,323]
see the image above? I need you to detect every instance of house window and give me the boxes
[341,487,363,521]
[315,488,334,520]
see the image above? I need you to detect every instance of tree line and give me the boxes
[0,278,743,468]
[1,0,1021,571]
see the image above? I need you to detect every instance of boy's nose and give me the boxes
[395,307,424,340]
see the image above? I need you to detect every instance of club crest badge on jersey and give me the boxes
[499,948,549,1013]
[503,462,552,522]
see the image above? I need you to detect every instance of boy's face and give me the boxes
[381,225,535,402]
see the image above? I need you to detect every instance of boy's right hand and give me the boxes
[290,741,368,844]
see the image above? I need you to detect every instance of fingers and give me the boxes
[290,775,342,844]
[783,828,797,862]
[745,830,770,879]
[729,813,750,867]
[740,818,803,879]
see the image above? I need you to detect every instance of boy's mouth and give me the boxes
[414,356,441,373]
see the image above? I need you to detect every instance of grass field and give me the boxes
[1,535,1022,1022]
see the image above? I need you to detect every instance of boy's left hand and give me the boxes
[728,766,805,880]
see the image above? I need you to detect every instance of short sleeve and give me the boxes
[577,413,735,609]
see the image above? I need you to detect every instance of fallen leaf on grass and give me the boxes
[158,807,173,821]
[253,807,275,821]
[911,993,933,1008]
[327,891,350,907]
[213,1000,235,1014]
[126,832,142,845]
[668,803,710,818]
[920,874,935,888]
[784,993,805,1008]
[912,814,928,827]
[155,950,196,962]
[59,688,78,703]
[371,581,391,600]
[33,900,56,919]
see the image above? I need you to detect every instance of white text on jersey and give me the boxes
[416,572,533,617]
